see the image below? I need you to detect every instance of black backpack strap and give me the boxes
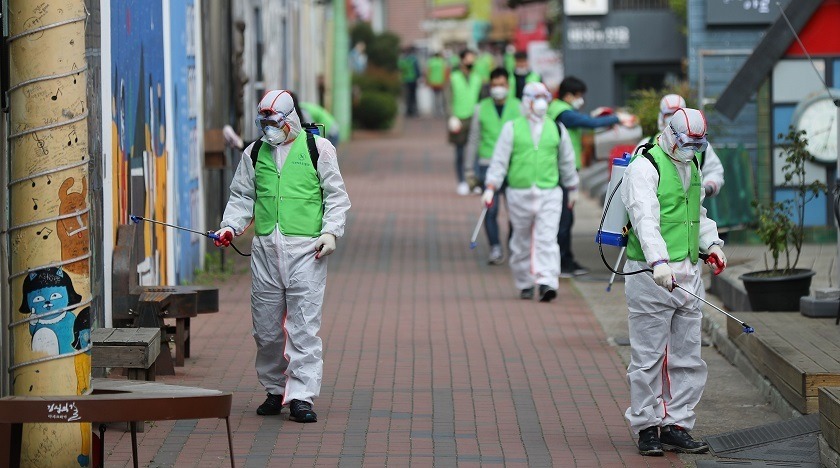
[306,131,320,178]
[699,150,706,169]
[635,142,654,156]
[250,139,263,171]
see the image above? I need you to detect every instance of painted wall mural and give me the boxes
[171,0,202,283]
[110,0,169,285]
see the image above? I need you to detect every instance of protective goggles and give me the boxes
[255,111,289,131]
[523,90,552,101]
[672,128,708,152]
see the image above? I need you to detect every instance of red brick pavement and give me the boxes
[103,118,683,467]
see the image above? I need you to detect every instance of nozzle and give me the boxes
[207,231,220,240]
[129,215,141,224]
[743,326,755,334]
[606,285,612,292]
[470,242,478,250]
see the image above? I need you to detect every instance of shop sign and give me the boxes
[567,21,629,50]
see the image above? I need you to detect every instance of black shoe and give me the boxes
[637,426,664,456]
[538,285,557,302]
[659,425,709,454]
[520,288,535,300]
[256,394,283,416]
[289,399,318,423]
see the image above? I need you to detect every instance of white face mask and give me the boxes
[490,86,508,101]
[673,146,695,163]
[572,97,585,110]
[263,126,287,146]
[532,98,548,117]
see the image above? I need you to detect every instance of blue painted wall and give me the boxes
[170,0,202,284]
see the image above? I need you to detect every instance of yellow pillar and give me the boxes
[7,1,92,466]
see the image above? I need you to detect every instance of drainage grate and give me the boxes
[696,461,821,468]
[704,414,820,464]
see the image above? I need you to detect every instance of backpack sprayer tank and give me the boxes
[595,153,631,247]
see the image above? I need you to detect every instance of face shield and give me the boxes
[670,127,708,153]
[255,110,290,134]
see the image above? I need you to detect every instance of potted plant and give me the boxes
[739,127,827,311]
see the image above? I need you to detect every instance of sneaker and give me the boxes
[488,245,505,265]
[256,394,284,416]
[637,426,664,456]
[560,262,589,278]
[520,288,535,300]
[456,182,470,196]
[289,399,318,423]
[571,262,589,276]
[659,425,709,454]
[538,285,557,303]
[472,186,483,195]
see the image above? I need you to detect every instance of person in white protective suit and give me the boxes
[483,82,579,302]
[215,89,350,423]
[634,94,725,198]
[621,108,726,455]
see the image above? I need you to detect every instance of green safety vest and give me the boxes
[254,136,324,237]
[547,99,583,169]
[426,57,447,86]
[504,52,515,73]
[300,102,337,139]
[507,117,561,189]
[450,70,483,120]
[626,144,701,264]
[477,97,521,159]
[508,70,541,99]
[475,53,494,82]
[398,56,418,82]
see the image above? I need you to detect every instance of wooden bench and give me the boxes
[112,224,219,374]
[728,312,840,413]
[92,328,160,381]
[0,378,234,468]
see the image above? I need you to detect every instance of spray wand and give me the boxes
[129,214,251,257]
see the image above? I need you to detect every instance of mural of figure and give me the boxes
[72,307,92,467]
[19,267,82,356]
[58,176,90,276]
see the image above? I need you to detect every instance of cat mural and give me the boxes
[57,176,90,276]
[19,267,83,356]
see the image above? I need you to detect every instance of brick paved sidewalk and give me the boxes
[103,118,683,467]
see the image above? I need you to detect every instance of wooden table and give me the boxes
[0,378,234,468]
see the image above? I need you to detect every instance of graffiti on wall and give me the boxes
[110,0,168,285]
[171,0,202,283]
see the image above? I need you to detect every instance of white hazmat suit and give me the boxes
[621,108,723,434]
[485,83,579,293]
[220,90,350,405]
